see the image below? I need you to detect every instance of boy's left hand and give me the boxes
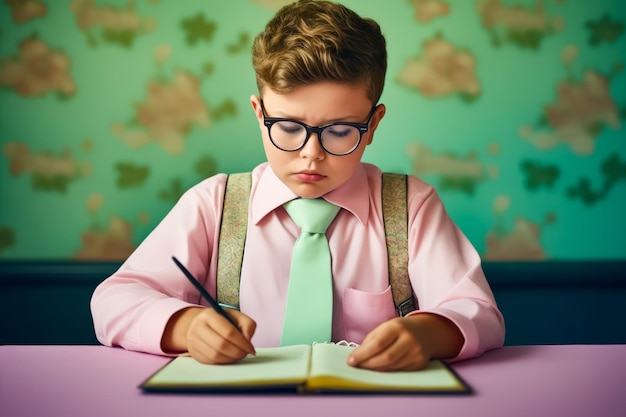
[346,313,464,372]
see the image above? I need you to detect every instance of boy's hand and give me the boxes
[162,307,256,364]
[186,308,256,364]
[346,313,463,372]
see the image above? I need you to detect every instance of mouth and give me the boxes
[295,170,326,182]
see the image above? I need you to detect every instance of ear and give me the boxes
[250,95,264,125]
[365,104,386,145]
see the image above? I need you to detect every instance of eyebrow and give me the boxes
[267,108,364,124]
[260,99,373,125]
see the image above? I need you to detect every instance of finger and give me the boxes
[348,317,433,371]
[206,311,256,357]
[229,311,257,354]
[347,328,396,368]
[186,321,243,364]
[388,351,430,372]
[189,339,245,364]
[356,343,417,372]
[189,329,250,364]
[198,308,254,353]
[188,311,253,363]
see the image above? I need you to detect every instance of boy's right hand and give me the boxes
[162,307,256,364]
[187,307,256,364]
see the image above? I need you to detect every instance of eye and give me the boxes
[325,125,354,138]
[276,121,304,135]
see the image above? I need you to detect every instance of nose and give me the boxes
[299,132,325,160]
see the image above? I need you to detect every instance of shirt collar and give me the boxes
[251,163,370,226]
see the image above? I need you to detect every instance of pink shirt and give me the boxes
[91,162,505,361]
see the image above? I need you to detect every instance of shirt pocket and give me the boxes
[342,286,397,344]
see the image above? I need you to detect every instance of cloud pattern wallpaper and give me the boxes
[0,0,624,261]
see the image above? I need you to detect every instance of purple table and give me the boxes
[1,344,625,417]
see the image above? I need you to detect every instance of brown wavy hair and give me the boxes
[252,0,387,104]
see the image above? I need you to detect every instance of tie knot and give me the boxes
[284,198,340,234]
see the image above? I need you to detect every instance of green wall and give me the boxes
[1,0,625,261]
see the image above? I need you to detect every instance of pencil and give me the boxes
[171,256,240,330]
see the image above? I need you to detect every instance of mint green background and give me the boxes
[0,0,624,260]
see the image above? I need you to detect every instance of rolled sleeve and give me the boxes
[406,176,505,361]
[90,175,226,355]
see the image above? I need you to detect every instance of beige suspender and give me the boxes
[216,173,251,309]
[380,173,416,316]
[216,172,416,316]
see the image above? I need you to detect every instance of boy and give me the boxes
[91,0,504,371]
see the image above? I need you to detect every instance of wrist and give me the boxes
[404,313,464,359]
[161,307,204,354]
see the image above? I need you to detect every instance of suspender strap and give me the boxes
[381,173,416,316]
[216,172,416,316]
[216,172,251,310]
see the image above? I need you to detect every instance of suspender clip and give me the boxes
[397,297,416,317]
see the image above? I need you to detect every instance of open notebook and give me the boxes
[141,343,470,394]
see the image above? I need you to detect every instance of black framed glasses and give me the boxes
[261,100,377,156]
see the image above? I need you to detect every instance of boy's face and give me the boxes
[251,82,385,199]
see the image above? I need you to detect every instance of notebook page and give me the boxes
[144,345,311,389]
[307,343,466,391]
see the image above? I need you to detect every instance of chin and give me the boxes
[290,184,330,199]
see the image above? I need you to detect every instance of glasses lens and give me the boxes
[321,125,360,155]
[269,121,307,151]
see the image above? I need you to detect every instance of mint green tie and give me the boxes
[281,198,340,346]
